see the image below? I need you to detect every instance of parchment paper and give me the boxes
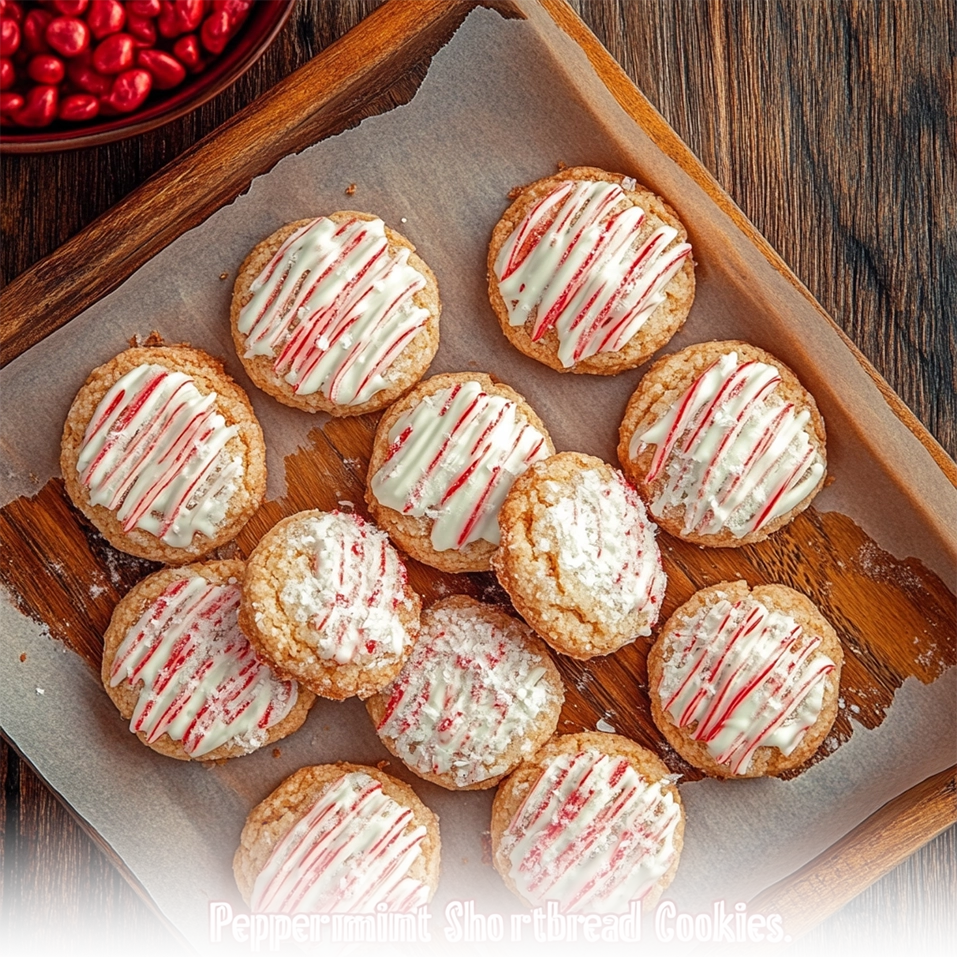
[1,6,954,954]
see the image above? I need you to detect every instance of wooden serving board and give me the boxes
[1,0,954,943]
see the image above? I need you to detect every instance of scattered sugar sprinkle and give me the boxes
[849,704,860,714]
[36,688,44,695]
[89,583,107,599]
[400,217,408,224]
[337,500,354,509]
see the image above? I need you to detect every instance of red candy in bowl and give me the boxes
[0,0,295,151]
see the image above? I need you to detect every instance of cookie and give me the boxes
[366,372,554,573]
[231,212,441,416]
[617,340,827,546]
[487,166,695,375]
[493,452,666,659]
[491,731,684,914]
[366,595,564,790]
[234,763,440,913]
[648,580,843,778]
[240,510,421,701]
[60,345,266,565]
[102,561,314,762]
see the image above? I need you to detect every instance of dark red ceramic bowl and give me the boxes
[0,1,295,153]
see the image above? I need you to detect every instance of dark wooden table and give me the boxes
[1,0,953,950]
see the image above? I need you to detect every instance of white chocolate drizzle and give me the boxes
[77,364,241,549]
[538,467,665,629]
[370,380,549,551]
[376,602,555,787]
[494,179,691,367]
[278,512,414,665]
[250,771,429,914]
[110,574,296,758]
[238,216,430,406]
[502,748,681,913]
[658,596,836,774]
[630,352,825,536]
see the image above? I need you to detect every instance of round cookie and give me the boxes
[493,452,666,659]
[60,344,266,565]
[102,560,314,762]
[617,340,827,546]
[491,731,684,914]
[366,595,565,790]
[366,372,555,573]
[487,166,695,375]
[234,763,440,913]
[240,510,421,701]
[647,580,843,778]
[231,212,441,416]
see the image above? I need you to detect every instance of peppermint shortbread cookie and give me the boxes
[240,510,421,700]
[234,763,440,913]
[61,345,266,565]
[488,166,695,375]
[102,561,313,761]
[648,580,843,778]
[491,732,684,913]
[366,372,554,573]
[232,212,441,415]
[366,595,564,790]
[494,452,666,658]
[618,340,827,546]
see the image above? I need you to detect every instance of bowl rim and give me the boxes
[0,0,296,154]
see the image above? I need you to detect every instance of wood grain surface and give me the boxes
[1,0,953,952]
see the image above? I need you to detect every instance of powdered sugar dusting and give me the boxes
[279,512,414,665]
[377,602,557,786]
[539,467,665,626]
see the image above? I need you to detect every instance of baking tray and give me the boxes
[1,0,954,949]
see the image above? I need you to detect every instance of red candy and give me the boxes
[171,29,198,67]
[27,51,63,82]
[127,0,160,15]
[66,49,111,94]
[53,1,90,15]
[91,29,131,72]
[22,8,51,53]
[103,64,149,110]
[3,0,256,129]
[0,89,23,111]
[175,0,203,31]
[199,1,246,57]
[124,11,154,45]
[86,0,124,39]
[0,16,21,55]
[59,88,97,119]
[45,16,89,57]
[135,45,181,88]
[15,80,57,124]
